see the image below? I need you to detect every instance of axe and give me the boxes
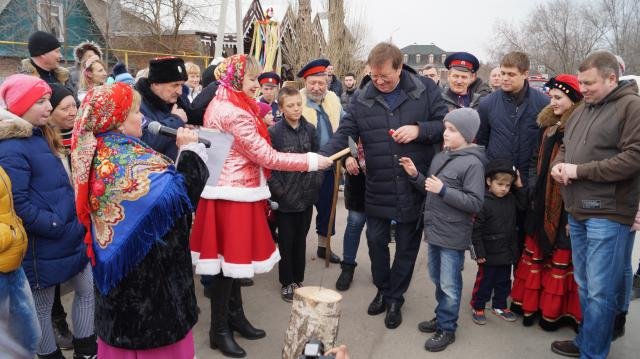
[325,137,359,267]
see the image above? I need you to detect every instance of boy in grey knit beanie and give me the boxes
[398,107,485,352]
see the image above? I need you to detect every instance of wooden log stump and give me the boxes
[282,286,342,359]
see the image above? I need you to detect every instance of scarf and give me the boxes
[216,54,272,177]
[530,103,579,255]
[71,83,192,295]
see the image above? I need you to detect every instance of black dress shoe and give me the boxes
[238,278,254,287]
[551,340,580,357]
[317,247,341,263]
[385,302,402,329]
[367,291,386,315]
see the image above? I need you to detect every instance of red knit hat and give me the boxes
[546,74,582,103]
[257,101,272,119]
[0,74,52,116]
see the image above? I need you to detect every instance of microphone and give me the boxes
[147,121,211,148]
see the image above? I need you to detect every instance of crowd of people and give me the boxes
[0,29,639,359]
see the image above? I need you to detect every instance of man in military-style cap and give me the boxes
[442,52,483,111]
[298,59,343,263]
[258,72,282,118]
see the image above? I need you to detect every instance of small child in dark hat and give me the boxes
[399,107,486,352]
[469,158,527,325]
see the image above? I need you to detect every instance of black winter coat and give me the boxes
[95,150,208,349]
[329,74,343,97]
[320,70,448,222]
[469,78,493,98]
[471,189,527,266]
[268,118,323,212]
[344,163,365,212]
[190,81,220,126]
[476,82,549,184]
[441,88,482,112]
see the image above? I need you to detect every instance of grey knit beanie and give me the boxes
[444,108,480,143]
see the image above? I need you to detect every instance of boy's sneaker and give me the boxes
[418,317,438,333]
[424,330,455,352]
[281,284,294,302]
[492,308,517,322]
[472,309,487,325]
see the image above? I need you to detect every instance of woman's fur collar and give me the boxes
[537,101,581,133]
[0,108,33,140]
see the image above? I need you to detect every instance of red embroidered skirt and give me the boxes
[511,234,581,325]
[190,199,280,278]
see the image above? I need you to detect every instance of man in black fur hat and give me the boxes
[137,57,190,160]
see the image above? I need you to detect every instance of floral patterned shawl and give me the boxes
[71,83,192,295]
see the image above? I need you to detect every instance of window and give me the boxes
[441,53,447,64]
[403,54,408,63]
[37,1,64,42]
[416,54,421,64]
[428,54,434,64]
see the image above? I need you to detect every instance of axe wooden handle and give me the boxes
[328,148,351,161]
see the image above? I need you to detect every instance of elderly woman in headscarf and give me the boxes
[189,54,332,358]
[511,75,583,331]
[71,83,209,358]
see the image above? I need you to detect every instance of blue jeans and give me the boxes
[427,243,465,333]
[0,268,40,358]
[569,216,633,359]
[342,210,366,264]
[619,232,635,313]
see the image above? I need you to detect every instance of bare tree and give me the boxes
[324,0,367,76]
[120,0,204,52]
[0,0,90,63]
[600,0,640,73]
[281,0,368,77]
[281,0,323,74]
[490,0,607,75]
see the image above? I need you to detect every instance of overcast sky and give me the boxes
[264,0,540,62]
[195,0,541,63]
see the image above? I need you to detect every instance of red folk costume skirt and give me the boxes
[190,199,280,278]
[511,235,581,329]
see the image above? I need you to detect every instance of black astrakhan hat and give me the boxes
[148,57,188,84]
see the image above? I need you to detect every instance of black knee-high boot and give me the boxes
[228,279,266,340]
[210,274,246,358]
[72,334,97,359]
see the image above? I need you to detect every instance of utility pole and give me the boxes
[214,0,229,58]
[235,0,244,54]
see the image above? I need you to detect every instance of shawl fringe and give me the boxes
[93,176,192,295]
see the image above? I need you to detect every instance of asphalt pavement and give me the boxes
[60,192,639,358]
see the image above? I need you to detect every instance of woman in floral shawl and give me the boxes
[511,75,582,331]
[190,54,332,358]
[71,82,209,358]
